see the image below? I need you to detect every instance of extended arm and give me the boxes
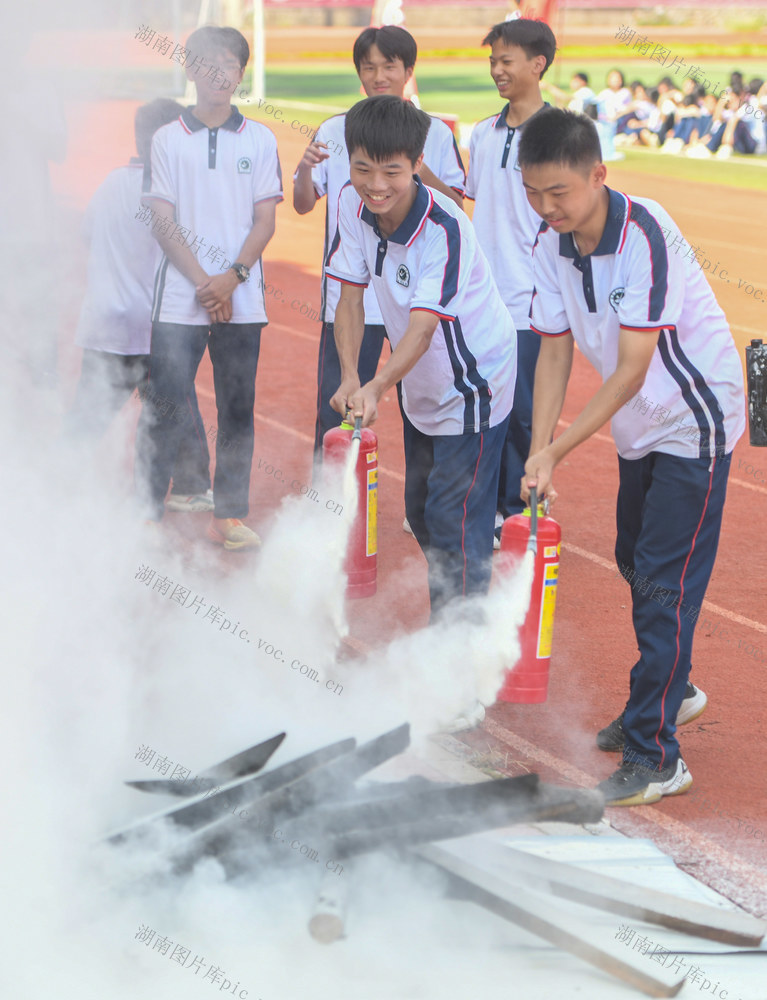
[523,327,659,503]
[329,281,367,416]
[345,309,440,426]
[293,141,329,215]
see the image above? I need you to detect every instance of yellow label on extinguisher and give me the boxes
[537,563,559,659]
[367,466,378,557]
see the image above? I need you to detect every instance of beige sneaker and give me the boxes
[207,517,261,551]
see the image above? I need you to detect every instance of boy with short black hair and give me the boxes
[293,25,466,458]
[327,96,516,623]
[466,17,556,540]
[518,108,745,806]
[136,25,283,549]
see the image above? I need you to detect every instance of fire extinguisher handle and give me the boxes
[527,487,538,554]
[352,416,362,441]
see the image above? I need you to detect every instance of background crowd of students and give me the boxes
[545,68,767,159]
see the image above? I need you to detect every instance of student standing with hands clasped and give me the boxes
[517,108,745,806]
[136,26,283,550]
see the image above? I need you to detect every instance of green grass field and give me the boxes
[252,60,767,192]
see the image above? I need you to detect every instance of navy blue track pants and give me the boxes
[136,321,262,521]
[615,450,732,771]
[403,412,511,621]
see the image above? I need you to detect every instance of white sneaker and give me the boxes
[715,144,733,159]
[661,137,684,155]
[597,756,692,806]
[675,682,707,725]
[166,489,214,513]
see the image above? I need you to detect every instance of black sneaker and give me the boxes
[597,756,692,806]
[596,682,707,752]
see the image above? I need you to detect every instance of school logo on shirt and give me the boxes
[396,265,410,288]
[237,157,252,174]
[609,287,626,312]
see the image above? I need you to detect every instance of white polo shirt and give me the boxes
[146,107,283,325]
[465,104,548,331]
[76,160,159,355]
[530,187,745,460]
[326,177,516,436]
[306,111,466,325]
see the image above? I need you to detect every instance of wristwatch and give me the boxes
[230,262,250,283]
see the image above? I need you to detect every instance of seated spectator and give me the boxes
[658,77,684,145]
[615,81,655,144]
[695,92,717,142]
[639,79,680,147]
[543,71,597,115]
[597,69,632,124]
[740,77,767,154]
[687,87,758,158]
[662,92,703,154]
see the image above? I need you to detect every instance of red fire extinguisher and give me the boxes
[323,418,378,598]
[496,489,561,703]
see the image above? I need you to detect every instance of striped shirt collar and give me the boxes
[180,106,245,133]
[559,187,627,259]
[359,174,433,247]
[493,101,550,129]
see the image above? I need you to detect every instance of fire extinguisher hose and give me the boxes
[527,487,538,556]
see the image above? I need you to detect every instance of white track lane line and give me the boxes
[480,717,767,902]
[555,418,767,497]
[562,541,767,636]
[196,374,763,633]
[255,306,767,896]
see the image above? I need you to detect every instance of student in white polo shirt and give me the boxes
[518,108,745,806]
[136,26,283,550]
[293,25,466,458]
[68,99,213,513]
[326,96,516,623]
[466,17,556,542]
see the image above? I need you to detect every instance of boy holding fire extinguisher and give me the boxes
[518,108,745,806]
[327,96,516,626]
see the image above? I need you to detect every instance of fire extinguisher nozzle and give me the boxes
[352,416,362,441]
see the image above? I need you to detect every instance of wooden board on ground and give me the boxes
[493,841,766,947]
[417,840,687,998]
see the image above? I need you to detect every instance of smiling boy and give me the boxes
[326,96,516,622]
[466,18,556,538]
[293,26,465,458]
[518,108,745,805]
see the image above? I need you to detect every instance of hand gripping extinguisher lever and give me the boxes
[527,487,538,556]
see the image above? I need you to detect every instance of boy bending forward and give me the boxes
[327,95,516,621]
[519,108,745,806]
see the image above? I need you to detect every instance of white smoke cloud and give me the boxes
[0,5,535,997]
